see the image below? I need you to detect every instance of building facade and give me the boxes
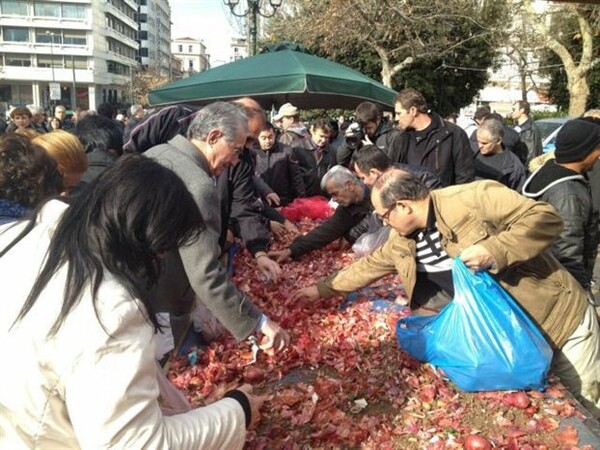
[135,0,170,76]
[171,37,208,78]
[0,0,138,114]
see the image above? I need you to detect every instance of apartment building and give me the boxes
[0,0,138,112]
[135,0,170,76]
[171,37,208,78]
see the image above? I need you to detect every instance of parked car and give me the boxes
[535,118,569,153]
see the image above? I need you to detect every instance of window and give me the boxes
[107,60,130,76]
[3,27,28,42]
[37,54,62,68]
[178,44,182,52]
[1,0,28,15]
[4,53,31,66]
[63,30,86,45]
[35,29,62,44]
[65,56,87,69]
[138,30,148,40]
[61,3,86,19]
[188,60,193,70]
[188,45,192,53]
[34,2,60,17]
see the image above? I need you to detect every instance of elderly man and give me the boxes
[293,169,600,416]
[145,102,289,352]
[124,104,145,143]
[269,165,372,262]
[394,88,474,187]
[474,117,527,191]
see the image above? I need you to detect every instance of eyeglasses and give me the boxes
[376,203,397,222]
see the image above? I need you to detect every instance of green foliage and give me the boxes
[266,0,505,116]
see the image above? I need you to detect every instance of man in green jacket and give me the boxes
[293,169,600,417]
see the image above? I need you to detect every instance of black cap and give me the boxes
[555,119,600,163]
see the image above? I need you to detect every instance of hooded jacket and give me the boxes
[522,160,599,290]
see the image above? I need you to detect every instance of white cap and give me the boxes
[273,103,299,121]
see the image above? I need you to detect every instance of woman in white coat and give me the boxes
[0,155,261,449]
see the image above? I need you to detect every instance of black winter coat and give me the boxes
[252,143,305,205]
[397,113,475,187]
[217,149,271,256]
[522,160,599,290]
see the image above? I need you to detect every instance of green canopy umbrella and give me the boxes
[149,50,397,110]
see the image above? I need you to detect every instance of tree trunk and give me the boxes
[567,73,590,116]
[520,69,528,102]
[380,58,393,88]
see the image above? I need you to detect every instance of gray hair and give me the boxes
[320,165,361,191]
[479,117,504,142]
[187,102,249,142]
[130,104,143,116]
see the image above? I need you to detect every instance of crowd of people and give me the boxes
[1,90,599,448]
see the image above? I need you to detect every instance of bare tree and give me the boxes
[520,0,598,116]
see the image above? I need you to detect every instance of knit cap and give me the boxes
[555,119,600,163]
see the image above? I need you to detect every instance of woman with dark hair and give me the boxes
[0,155,262,449]
[0,133,62,224]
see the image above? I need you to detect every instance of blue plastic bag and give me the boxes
[396,258,553,392]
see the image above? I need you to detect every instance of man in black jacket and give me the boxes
[269,166,372,262]
[394,88,474,187]
[253,121,305,206]
[522,118,600,293]
[336,101,403,167]
[512,100,542,164]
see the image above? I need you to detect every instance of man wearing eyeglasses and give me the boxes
[292,169,600,416]
[146,101,290,354]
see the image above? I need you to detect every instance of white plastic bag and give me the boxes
[352,226,391,257]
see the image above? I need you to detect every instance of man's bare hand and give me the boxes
[460,244,496,272]
[283,220,299,235]
[268,248,292,263]
[270,221,287,240]
[290,285,321,303]
[265,192,281,206]
[255,254,282,282]
[259,318,290,354]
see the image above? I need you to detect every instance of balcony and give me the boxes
[0,66,94,84]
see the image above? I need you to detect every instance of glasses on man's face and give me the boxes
[376,203,397,223]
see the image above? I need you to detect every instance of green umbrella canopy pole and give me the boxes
[149,50,397,110]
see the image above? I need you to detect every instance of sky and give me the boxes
[170,0,245,67]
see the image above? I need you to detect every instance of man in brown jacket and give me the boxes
[293,169,600,416]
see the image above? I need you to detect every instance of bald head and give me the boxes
[373,168,430,208]
[233,97,266,141]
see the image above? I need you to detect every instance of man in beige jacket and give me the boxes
[293,169,600,417]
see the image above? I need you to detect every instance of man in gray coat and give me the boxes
[146,102,289,352]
